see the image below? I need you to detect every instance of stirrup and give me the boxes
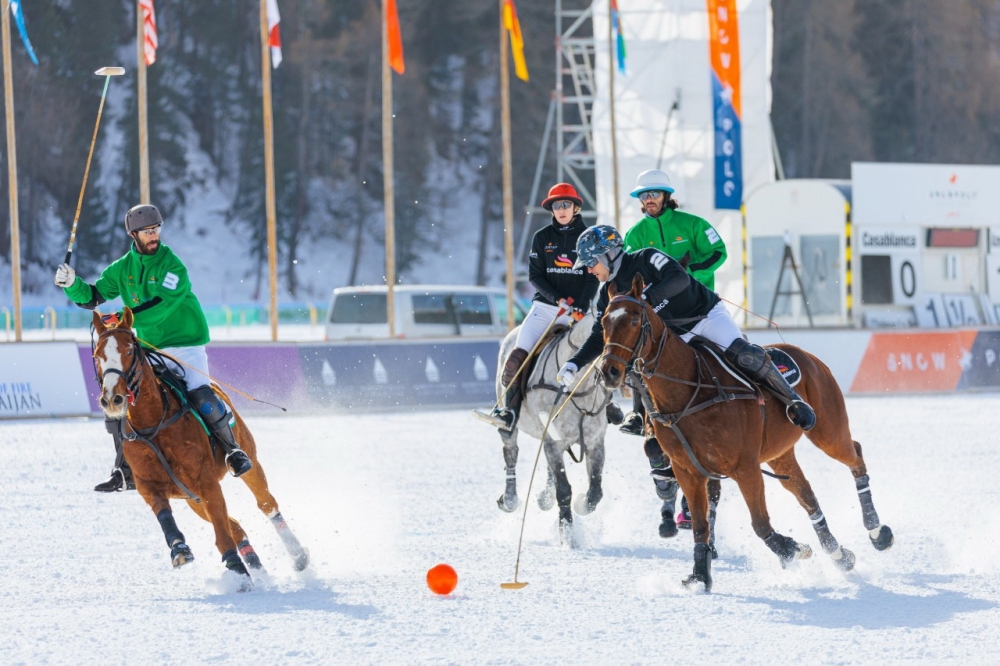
[496,408,517,432]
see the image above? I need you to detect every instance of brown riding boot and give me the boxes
[493,348,530,431]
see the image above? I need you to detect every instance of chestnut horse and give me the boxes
[92,308,308,591]
[599,276,893,592]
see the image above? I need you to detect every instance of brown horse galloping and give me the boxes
[92,308,308,591]
[599,276,893,592]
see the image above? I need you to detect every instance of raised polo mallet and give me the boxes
[64,67,126,264]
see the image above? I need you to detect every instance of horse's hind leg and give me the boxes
[238,462,309,571]
[768,451,856,572]
[543,437,574,546]
[730,466,813,568]
[186,499,265,571]
[573,430,605,515]
[808,427,895,552]
[849,442,894,551]
[497,427,519,512]
[198,483,253,590]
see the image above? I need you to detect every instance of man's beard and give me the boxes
[643,202,662,217]
[136,238,160,255]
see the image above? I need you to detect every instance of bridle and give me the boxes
[601,293,668,376]
[93,326,146,406]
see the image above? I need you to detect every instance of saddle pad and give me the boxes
[766,348,802,387]
[516,324,569,394]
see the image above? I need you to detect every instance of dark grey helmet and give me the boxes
[124,204,163,234]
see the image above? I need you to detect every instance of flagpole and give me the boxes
[608,0,621,231]
[382,0,397,337]
[2,0,22,341]
[137,1,150,204]
[259,0,279,341]
[499,0,515,331]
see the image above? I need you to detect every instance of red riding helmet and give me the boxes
[540,183,583,211]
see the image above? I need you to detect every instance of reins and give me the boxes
[601,293,786,481]
[93,326,202,502]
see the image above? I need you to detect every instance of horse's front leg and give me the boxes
[731,467,813,568]
[199,482,252,591]
[497,426,519,512]
[573,426,605,516]
[542,436,574,546]
[674,468,713,592]
[138,488,194,569]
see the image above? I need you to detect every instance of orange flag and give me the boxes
[387,0,405,74]
[503,0,529,82]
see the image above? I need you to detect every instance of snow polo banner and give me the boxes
[707,0,743,210]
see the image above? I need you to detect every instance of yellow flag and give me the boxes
[503,0,529,82]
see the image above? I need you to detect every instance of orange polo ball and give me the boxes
[426,563,458,595]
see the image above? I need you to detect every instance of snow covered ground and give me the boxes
[2,394,1000,663]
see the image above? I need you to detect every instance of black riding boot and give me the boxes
[725,339,816,431]
[188,385,253,477]
[619,377,646,436]
[94,418,135,492]
[493,348,529,432]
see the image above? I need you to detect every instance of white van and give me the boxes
[324,285,528,340]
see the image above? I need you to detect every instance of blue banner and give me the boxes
[708,0,742,210]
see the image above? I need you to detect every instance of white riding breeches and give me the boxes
[515,302,574,352]
[159,345,212,392]
[680,302,743,350]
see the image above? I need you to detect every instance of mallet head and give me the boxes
[94,67,126,76]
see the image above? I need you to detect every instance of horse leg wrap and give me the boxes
[222,548,250,576]
[764,531,801,563]
[270,511,309,571]
[238,540,264,570]
[855,474,882,531]
[683,543,713,592]
[156,509,185,548]
[809,510,840,554]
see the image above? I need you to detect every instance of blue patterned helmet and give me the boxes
[573,225,624,269]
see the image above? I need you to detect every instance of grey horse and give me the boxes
[494,312,616,544]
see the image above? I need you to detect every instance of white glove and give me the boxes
[54,263,76,288]
[556,362,579,388]
[557,298,572,312]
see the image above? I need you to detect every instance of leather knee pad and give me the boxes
[502,348,529,386]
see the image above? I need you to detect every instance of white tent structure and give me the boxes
[592,0,775,305]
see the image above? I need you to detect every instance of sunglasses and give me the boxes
[551,201,575,211]
[638,190,665,202]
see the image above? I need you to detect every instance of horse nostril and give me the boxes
[100,397,108,408]
[112,395,124,406]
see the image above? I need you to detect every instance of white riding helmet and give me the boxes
[629,169,675,198]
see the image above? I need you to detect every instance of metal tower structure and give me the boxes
[516,0,598,262]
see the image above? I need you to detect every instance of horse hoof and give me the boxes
[676,512,692,530]
[170,542,194,568]
[658,517,678,538]
[682,572,712,593]
[870,525,894,551]
[832,546,856,572]
[236,573,254,593]
[292,548,310,572]
[537,488,555,511]
[709,543,718,560]
[497,493,519,513]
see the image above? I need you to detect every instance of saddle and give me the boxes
[686,336,802,389]
[513,323,569,395]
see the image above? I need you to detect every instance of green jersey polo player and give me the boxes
[55,204,253,492]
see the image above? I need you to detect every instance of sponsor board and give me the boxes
[299,339,500,410]
[850,330,977,393]
[0,343,91,418]
[957,331,1000,389]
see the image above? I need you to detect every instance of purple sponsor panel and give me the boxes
[77,345,103,414]
[206,345,310,413]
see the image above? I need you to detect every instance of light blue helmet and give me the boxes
[573,225,624,270]
[629,169,675,198]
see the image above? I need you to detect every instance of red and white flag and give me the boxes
[266,0,282,68]
[139,0,157,66]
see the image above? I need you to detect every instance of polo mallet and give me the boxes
[64,67,126,264]
[500,358,600,590]
[472,298,575,427]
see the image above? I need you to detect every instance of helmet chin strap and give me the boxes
[603,248,623,281]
